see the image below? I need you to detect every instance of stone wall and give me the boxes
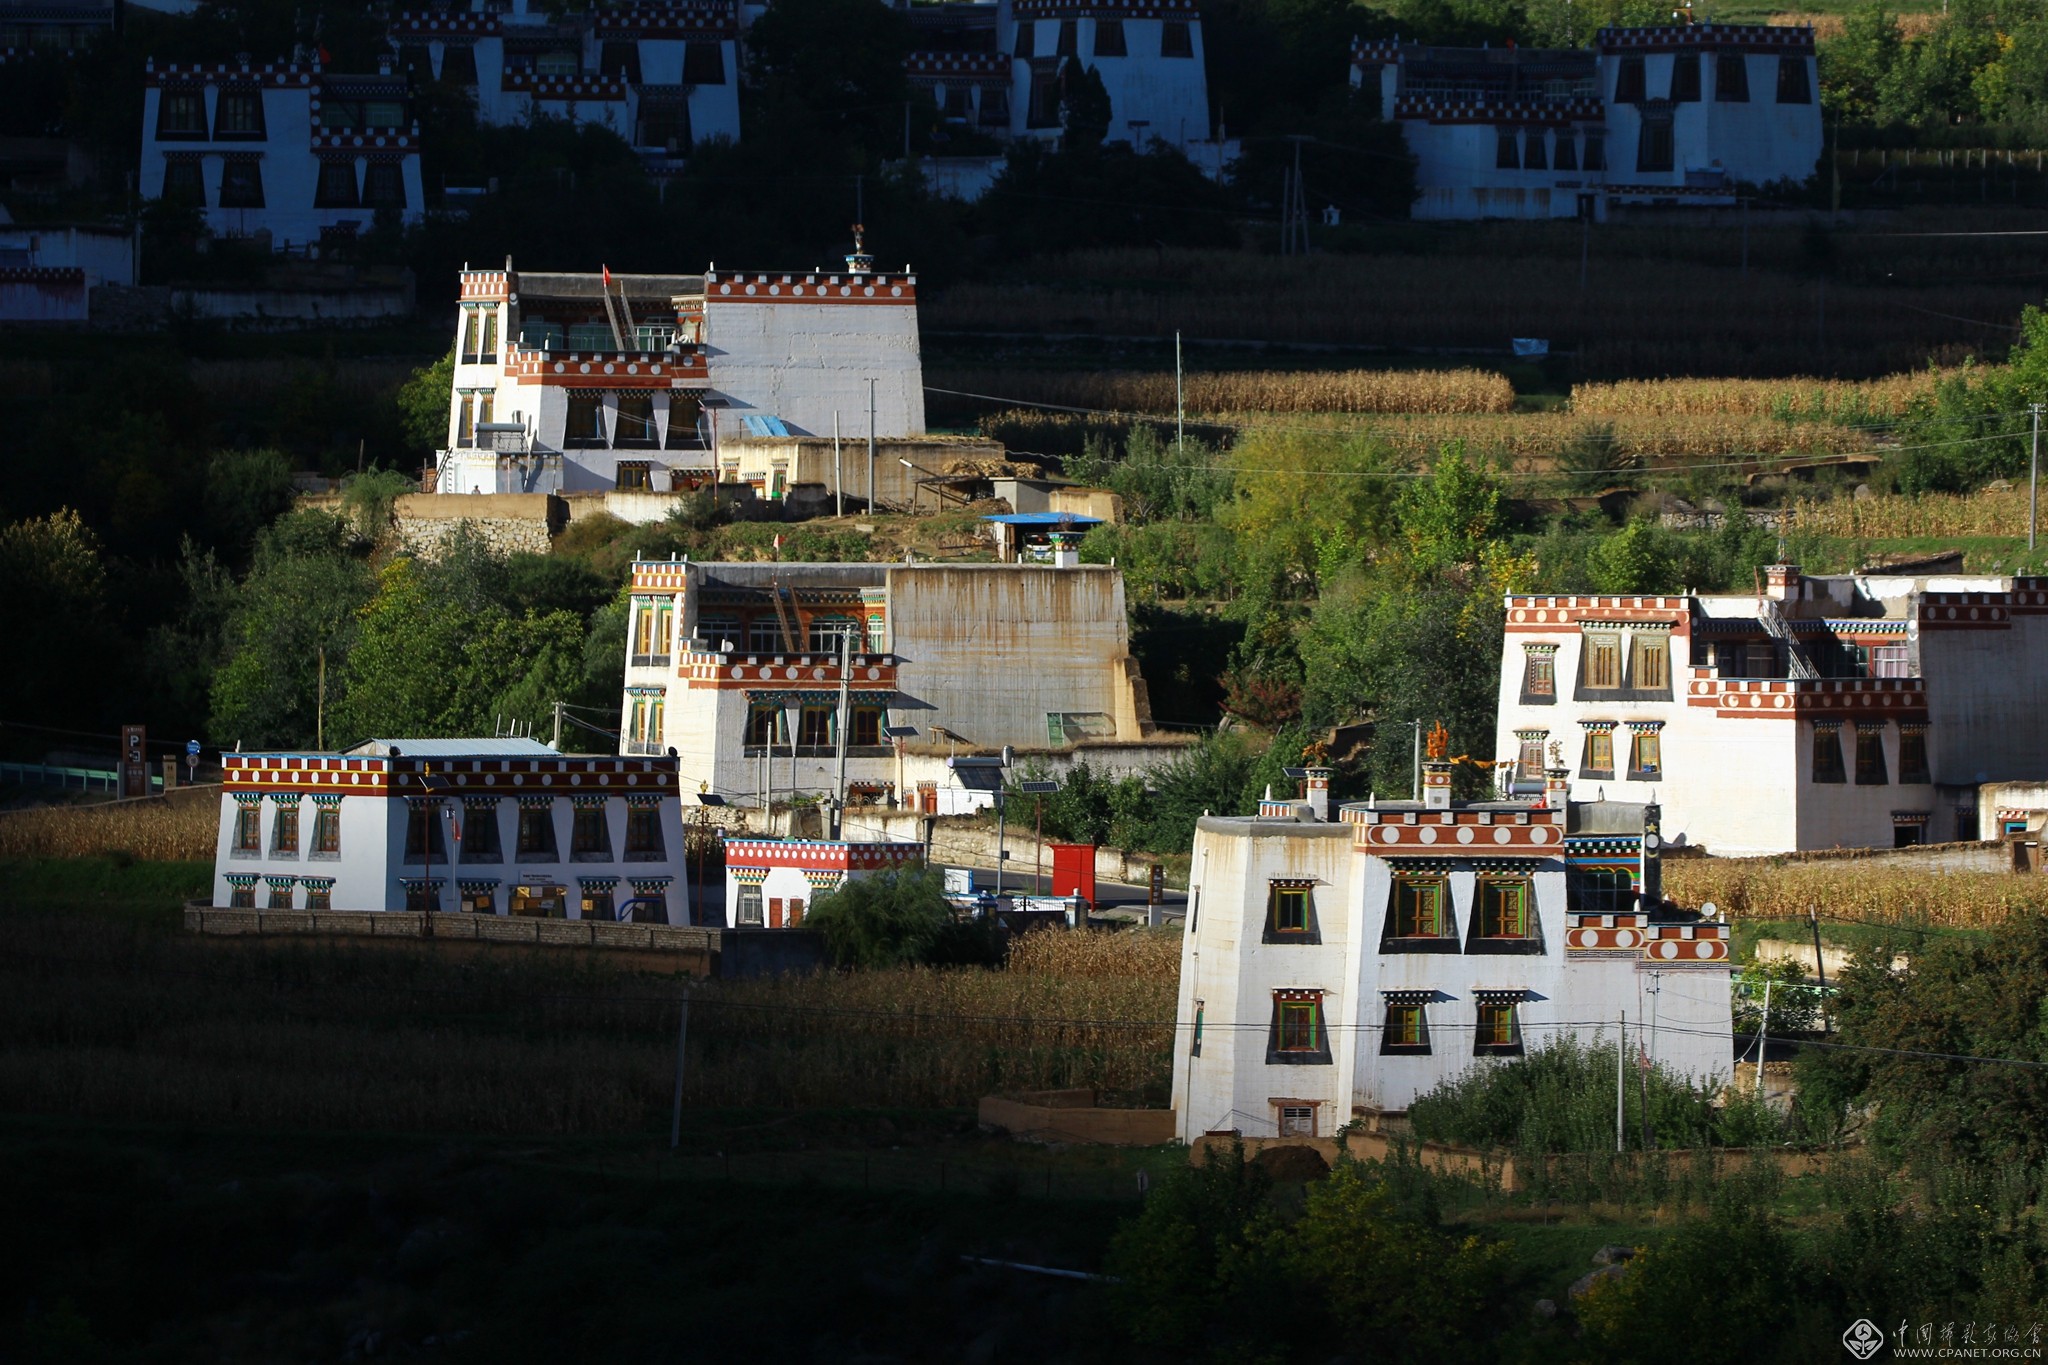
[388,493,565,559]
[978,1091,1177,1146]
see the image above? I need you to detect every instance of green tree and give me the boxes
[1588,519,1675,594]
[0,508,109,733]
[395,349,455,458]
[208,511,374,749]
[1060,62,1113,150]
[201,448,298,564]
[1394,445,1503,580]
[803,867,953,967]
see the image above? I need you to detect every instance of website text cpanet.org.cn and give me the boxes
[1844,1318,2048,1361]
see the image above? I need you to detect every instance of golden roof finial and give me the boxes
[1425,721,1450,761]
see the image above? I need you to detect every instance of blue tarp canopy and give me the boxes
[740,415,792,437]
[981,513,1105,527]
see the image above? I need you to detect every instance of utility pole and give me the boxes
[1739,195,1749,278]
[1754,976,1773,1101]
[1174,330,1184,452]
[2029,402,2042,552]
[867,377,878,513]
[1615,1010,1625,1153]
[1411,719,1421,803]
[316,646,326,750]
[551,699,563,750]
[834,411,843,520]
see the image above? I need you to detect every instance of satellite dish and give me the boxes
[1700,902,1719,921]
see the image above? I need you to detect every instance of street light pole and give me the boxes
[867,377,878,513]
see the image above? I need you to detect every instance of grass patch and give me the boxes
[0,857,208,925]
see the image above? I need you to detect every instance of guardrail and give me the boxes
[0,761,163,795]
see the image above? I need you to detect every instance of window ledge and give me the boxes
[1380,938,1461,954]
[308,852,342,861]
[571,853,614,863]
[1263,1051,1334,1066]
[1473,1043,1527,1057]
[1379,1044,1433,1057]
[230,849,261,858]
[1466,938,1546,956]
[623,852,667,863]
[1260,929,1323,945]
[1626,769,1661,783]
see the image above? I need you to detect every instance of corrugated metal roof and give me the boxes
[342,738,562,758]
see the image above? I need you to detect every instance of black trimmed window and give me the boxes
[1614,55,1645,103]
[307,883,334,911]
[162,157,204,203]
[1669,52,1701,101]
[461,800,502,862]
[1514,733,1547,788]
[1382,873,1457,953]
[1855,724,1888,785]
[1264,879,1319,943]
[1474,997,1525,1055]
[1381,997,1431,1054]
[1496,129,1519,169]
[615,391,657,448]
[363,161,406,208]
[230,883,256,909]
[1523,131,1547,171]
[1161,20,1193,57]
[403,802,448,862]
[665,392,706,448]
[233,805,261,854]
[1268,991,1332,1065]
[157,88,208,140]
[516,805,558,859]
[798,705,834,748]
[571,805,612,860]
[1715,52,1749,102]
[565,392,608,448]
[219,157,264,208]
[1636,111,1674,173]
[442,44,478,86]
[215,87,266,139]
[1580,726,1615,780]
[315,158,359,207]
[745,704,779,747]
[1627,726,1662,781]
[1632,632,1670,693]
[1899,726,1930,784]
[1467,876,1541,954]
[625,808,665,860]
[684,40,726,84]
[1584,133,1605,171]
[311,807,341,856]
[581,886,616,921]
[268,881,294,910]
[1582,634,1621,691]
[1523,646,1557,702]
[1093,18,1125,56]
[1776,55,1811,104]
[271,803,300,856]
[1014,20,1035,56]
[405,882,442,914]
[1276,1103,1316,1137]
[1812,722,1845,783]
[1056,20,1077,56]
[637,97,691,152]
[1555,134,1578,171]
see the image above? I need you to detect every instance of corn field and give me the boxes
[1781,485,2034,539]
[1665,859,2048,930]
[0,908,1180,1131]
[932,366,1515,416]
[1005,925,1182,978]
[0,790,218,861]
[1569,371,1953,422]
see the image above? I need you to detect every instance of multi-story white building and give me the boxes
[387,1,742,164]
[618,557,1173,811]
[1491,564,2048,856]
[212,738,688,923]
[139,59,426,250]
[1172,766,1732,1139]
[435,249,926,496]
[1350,23,1821,220]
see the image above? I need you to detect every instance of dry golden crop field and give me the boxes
[1781,485,2034,538]
[1665,858,2048,930]
[1568,372,1951,421]
[0,790,218,862]
[932,366,1516,415]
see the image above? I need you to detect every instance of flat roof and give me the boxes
[983,513,1105,527]
[341,738,562,758]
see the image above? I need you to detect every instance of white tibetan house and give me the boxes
[212,738,688,923]
[1171,765,1732,1140]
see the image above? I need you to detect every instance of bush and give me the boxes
[802,868,953,968]
[1407,1036,1735,1153]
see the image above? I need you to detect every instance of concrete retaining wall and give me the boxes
[979,1091,1177,1146]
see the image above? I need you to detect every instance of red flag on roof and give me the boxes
[602,264,612,287]
[317,44,331,64]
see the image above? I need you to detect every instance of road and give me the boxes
[943,862,1188,923]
